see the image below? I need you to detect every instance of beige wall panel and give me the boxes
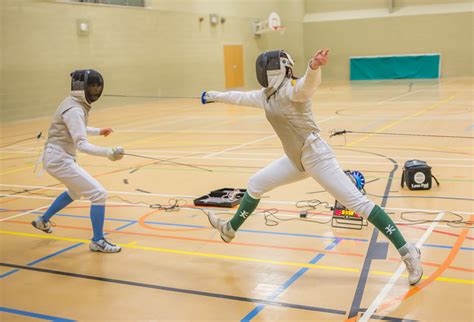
[305,0,386,14]
[303,12,473,80]
[1,0,304,121]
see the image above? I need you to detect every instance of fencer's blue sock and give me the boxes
[90,205,105,242]
[41,191,73,222]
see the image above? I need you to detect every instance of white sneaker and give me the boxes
[31,216,53,234]
[207,211,235,243]
[402,244,423,285]
[89,238,121,253]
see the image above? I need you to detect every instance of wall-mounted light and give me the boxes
[76,19,90,36]
[209,14,218,26]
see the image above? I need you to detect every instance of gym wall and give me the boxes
[0,0,305,121]
[303,0,474,80]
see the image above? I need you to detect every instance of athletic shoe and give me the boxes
[402,244,423,285]
[207,211,235,243]
[89,238,121,253]
[31,216,53,234]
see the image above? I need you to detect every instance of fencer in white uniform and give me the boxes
[31,69,124,253]
[201,50,423,285]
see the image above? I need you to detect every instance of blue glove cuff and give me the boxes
[201,91,207,104]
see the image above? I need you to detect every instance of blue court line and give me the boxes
[5,208,368,242]
[2,208,472,250]
[240,229,366,242]
[0,218,136,280]
[45,212,474,249]
[424,243,474,251]
[0,262,348,317]
[0,307,74,321]
[241,238,342,321]
[0,269,20,278]
[28,243,84,266]
[464,124,474,131]
[114,221,138,231]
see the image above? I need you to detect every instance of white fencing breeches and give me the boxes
[43,144,107,205]
[247,134,375,218]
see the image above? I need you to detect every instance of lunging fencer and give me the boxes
[31,69,125,253]
[201,49,423,285]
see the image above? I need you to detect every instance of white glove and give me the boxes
[107,146,124,161]
[201,91,215,104]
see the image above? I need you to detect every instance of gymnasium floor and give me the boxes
[0,77,473,321]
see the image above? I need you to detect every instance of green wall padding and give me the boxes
[350,54,440,80]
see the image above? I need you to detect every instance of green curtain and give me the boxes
[350,54,440,80]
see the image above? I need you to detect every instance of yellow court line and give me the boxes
[371,271,473,285]
[1,229,472,285]
[121,116,261,148]
[0,165,35,176]
[0,230,88,243]
[347,144,472,155]
[347,95,457,147]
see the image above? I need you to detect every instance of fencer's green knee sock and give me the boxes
[229,192,260,231]
[368,205,407,254]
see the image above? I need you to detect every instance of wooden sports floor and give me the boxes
[0,77,473,321]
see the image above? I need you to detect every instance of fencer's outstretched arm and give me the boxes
[287,49,329,102]
[287,65,322,102]
[63,108,109,157]
[86,127,101,136]
[202,90,265,109]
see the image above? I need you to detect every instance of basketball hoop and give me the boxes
[253,12,286,36]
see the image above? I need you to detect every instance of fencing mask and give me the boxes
[256,50,294,91]
[71,69,104,104]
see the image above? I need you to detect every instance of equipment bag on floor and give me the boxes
[401,159,439,190]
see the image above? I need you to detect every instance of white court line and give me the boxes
[377,89,424,105]
[103,149,474,162]
[359,212,445,322]
[120,129,275,134]
[0,193,330,219]
[3,149,474,168]
[200,116,338,159]
[0,183,197,199]
[0,193,149,207]
[0,205,49,222]
[1,183,473,216]
[385,206,472,215]
[2,148,473,163]
[201,134,277,159]
[0,193,466,227]
[377,82,442,105]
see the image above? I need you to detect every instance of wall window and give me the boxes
[75,0,145,7]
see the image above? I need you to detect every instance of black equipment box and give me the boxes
[193,188,246,208]
[401,159,439,191]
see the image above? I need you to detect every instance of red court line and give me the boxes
[2,205,473,242]
[399,223,474,241]
[378,215,474,312]
[138,209,207,232]
[387,257,474,273]
[0,159,157,205]
[4,219,365,258]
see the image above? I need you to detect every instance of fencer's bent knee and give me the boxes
[66,189,81,201]
[344,197,375,219]
[90,188,107,205]
[247,175,265,199]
